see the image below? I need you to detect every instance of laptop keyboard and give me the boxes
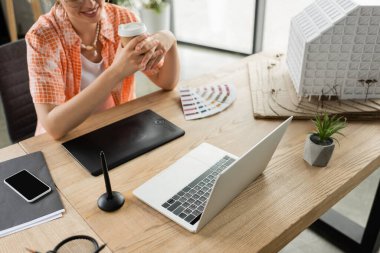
[161,155,236,225]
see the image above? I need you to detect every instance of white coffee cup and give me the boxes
[118,22,147,47]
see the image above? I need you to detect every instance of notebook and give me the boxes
[63,110,185,176]
[0,152,65,237]
[133,117,292,233]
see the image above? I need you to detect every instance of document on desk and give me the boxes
[0,152,65,237]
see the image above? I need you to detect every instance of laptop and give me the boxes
[133,116,292,233]
[62,110,185,176]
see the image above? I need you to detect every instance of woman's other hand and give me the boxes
[109,34,153,81]
[138,30,179,90]
[137,31,176,72]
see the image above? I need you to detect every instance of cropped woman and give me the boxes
[26,0,180,139]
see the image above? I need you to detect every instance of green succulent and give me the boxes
[311,112,347,145]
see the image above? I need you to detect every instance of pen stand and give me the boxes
[97,151,125,212]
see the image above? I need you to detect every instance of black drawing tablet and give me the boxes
[62,110,185,176]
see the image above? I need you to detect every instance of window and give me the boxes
[173,0,258,54]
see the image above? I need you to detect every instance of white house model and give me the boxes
[286,0,380,100]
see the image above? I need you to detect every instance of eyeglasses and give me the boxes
[26,235,106,253]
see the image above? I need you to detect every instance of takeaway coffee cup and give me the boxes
[118,22,147,47]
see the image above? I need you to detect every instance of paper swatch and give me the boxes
[179,84,236,120]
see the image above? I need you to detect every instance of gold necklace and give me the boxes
[80,22,100,57]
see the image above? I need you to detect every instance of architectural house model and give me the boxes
[286,0,380,99]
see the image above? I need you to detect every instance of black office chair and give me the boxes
[0,39,37,143]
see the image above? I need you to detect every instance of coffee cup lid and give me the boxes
[118,22,147,37]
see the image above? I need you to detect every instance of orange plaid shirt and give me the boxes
[26,3,137,106]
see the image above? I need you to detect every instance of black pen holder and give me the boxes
[97,151,125,212]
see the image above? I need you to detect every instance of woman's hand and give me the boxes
[136,31,176,72]
[138,30,179,90]
[109,34,157,81]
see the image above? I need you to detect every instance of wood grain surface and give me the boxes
[19,54,380,253]
[249,54,380,120]
[0,145,111,253]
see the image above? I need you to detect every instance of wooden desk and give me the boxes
[0,145,111,252]
[18,54,380,252]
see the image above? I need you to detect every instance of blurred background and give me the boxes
[0,1,379,252]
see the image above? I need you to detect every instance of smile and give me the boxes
[81,6,99,17]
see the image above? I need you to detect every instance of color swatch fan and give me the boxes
[179,84,236,120]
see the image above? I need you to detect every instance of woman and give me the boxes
[26,0,180,139]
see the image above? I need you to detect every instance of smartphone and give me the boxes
[4,169,51,203]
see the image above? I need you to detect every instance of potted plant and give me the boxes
[113,0,170,33]
[303,113,347,167]
[139,0,170,33]
[113,0,140,19]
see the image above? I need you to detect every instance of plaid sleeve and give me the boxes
[26,30,66,105]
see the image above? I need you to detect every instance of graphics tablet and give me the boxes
[62,110,185,176]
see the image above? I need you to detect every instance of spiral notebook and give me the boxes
[62,110,185,176]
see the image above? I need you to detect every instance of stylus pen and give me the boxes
[100,151,113,200]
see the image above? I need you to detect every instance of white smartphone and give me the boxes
[4,169,51,203]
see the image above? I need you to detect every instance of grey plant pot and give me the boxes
[303,134,335,167]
